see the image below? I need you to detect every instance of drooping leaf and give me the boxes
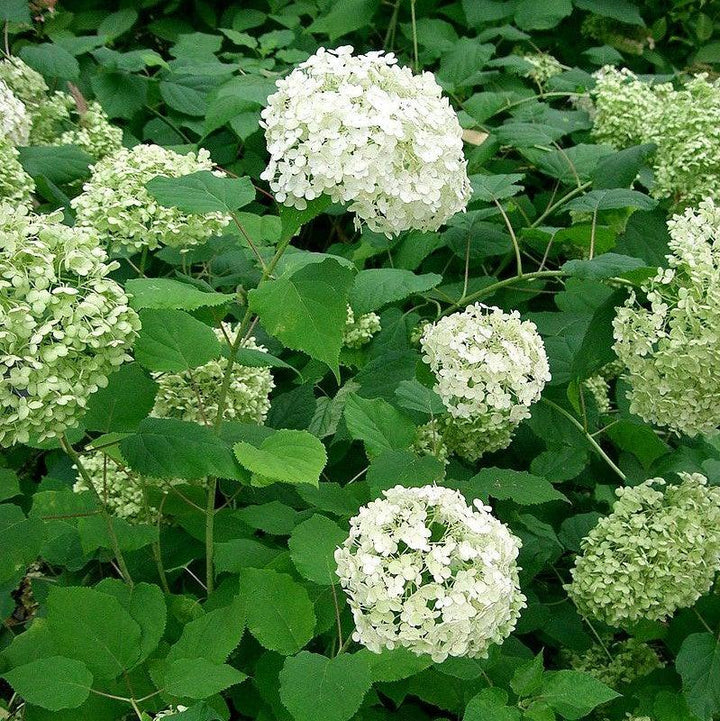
[146,171,255,214]
[126,278,234,311]
[349,269,442,315]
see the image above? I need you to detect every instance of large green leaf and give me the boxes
[279,651,373,721]
[2,657,92,711]
[288,514,347,585]
[676,632,720,721]
[146,171,255,214]
[126,278,234,311]
[460,468,569,505]
[307,0,380,40]
[349,269,442,315]
[248,258,354,376]
[541,670,619,719]
[165,658,247,699]
[343,394,416,457]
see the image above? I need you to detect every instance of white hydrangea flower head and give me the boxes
[613,199,720,436]
[153,326,274,425]
[260,45,471,236]
[0,138,34,206]
[73,451,187,521]
[0,56,48,106]
[523,53,564,85]
[569,638,663,687]
[0,78,30,145]
[567,472,720,626]
[335,484,525,662]
[59,102,123,159]
[0,204,141,445]
[420,303,550,461]
[343,304,381,349]
[72,144,232,255]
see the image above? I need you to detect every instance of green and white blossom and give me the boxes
[0,139,34,206]
[261,45,471,236]
[153,327,274,426]
[569,638,663,687]
[567,472,720,626]
[0,78,30,145]
[523,53,564,85]
[343,305,381,349]
[335,484,525,662]
[613,199,720,436]
[0,205,140,445]
[72,144,232,255]
[420,303,550,461]
[59,101,123,159]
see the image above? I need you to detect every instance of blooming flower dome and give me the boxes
[420,303,550,461]
[153,326,274,426]
[0,205,140,445]
[567,473,720,626]
[72,144,232,255]
[260,45,471,236]
[335,485,525,662]
[0,78,30,146]
[59,101,123,159]
[613,199,720,436]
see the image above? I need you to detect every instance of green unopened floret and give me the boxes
[567,472,720,626]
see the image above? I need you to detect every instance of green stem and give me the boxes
[443,269,566,314]
[205,233,295,593]
[60,435,134,586]
[530,181,592,228]
[409,0,419,71]
[494,198,523,277]
[540,398,627,482]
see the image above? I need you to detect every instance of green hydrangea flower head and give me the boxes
[413,419,450,465]
[59,101,123,159]
[523,53,564,85]
[0,204,141,445]
[0,138,34,206]
[343,304,381,349]
[567,472,720,625]
[72,143,232,255]
[0,56,48,108]
[152,325,275,425]
[569,638,663,687]
[613,199,720,436]
[73,450,187,521]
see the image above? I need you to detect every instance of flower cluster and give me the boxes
[523,53,564,85]
[72,144,232,255]
[154,708,188,720]
[153,327,274,426]
[73,450,185,521]
[569,638,663,687]
[59,101,123,159]
[583,360,623,415]
[590,67,720,204]
[335,484,525,662]
[413,420,450,465]
[343,305,381,349]
[0,139,34,206]
[0,205,140,445]
[0,79,30,146]
[567,473,720,626]
[420,304,550,461]
[260,45,471,236]
[613,199,720,436]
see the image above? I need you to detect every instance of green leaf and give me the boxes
[349,269,442,315]
[676,632,720,721]
[0,468,20,502]
[234,429,327,487]
[278,197,333,243]
[47,587,142,680]
[166,594,246,665]
[134,309,221,373]
[120,418,245,482]
[438,38,495,89]
[605,420,669,469]
[470,173,525,201]
[159,80,207,116]
[248,258,354,376]
[146,171,255,214]
[565,189,657,212]
[573,0,644,25]
[462,467,569,505]
[515,0,572,29]
[20,43,79,80]
[18,146,92,185]
[541,670,619,720]
[78,515,157,552]
[394,379,446,415]
[366,450,446,498]
[0,505,44,583]
[343,394,416,457]
[562,253,646,280]
[126,278,234,311]
[279,651,372,721]
[591,144,655,189]
[511,653,545,697]
[359,646,434,682]
[165,658,247,699]
[0,0,30,23]
[240,568,316,655]
[214,538,281,573]
[83,364,157,433]
[289,515,346,585]
[464,688,521,721]
[307,0,380,41]
[90,71,148,119]
[2,657,92,711]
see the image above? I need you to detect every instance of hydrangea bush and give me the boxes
[2,5,720,721]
